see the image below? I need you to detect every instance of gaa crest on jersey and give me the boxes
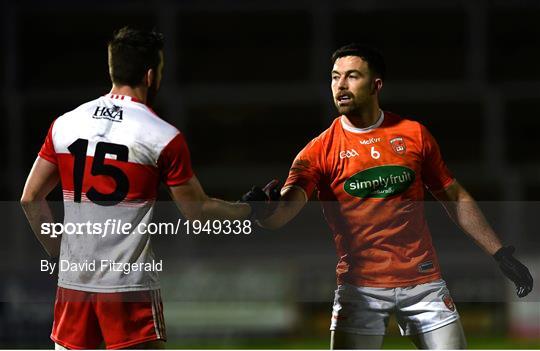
[442,294,455,311]
[390,136,406,155]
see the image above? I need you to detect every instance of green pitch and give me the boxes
[169,336,540,349]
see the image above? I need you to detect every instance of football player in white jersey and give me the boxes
[20,26,267,349]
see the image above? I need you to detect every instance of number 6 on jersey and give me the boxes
[371,146,381,159]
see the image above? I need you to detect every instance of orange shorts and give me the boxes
[51,287,166,349]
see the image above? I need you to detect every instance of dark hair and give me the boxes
[108,26,164,86]
[331,43,386,81]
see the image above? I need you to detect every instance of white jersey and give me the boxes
[39,93,193,292]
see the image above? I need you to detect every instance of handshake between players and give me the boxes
[22,29,533,349]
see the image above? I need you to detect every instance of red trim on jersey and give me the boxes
[106,93,142,104]
[38,120,58,165]
[57,154,159,201]
[157,133,194,186]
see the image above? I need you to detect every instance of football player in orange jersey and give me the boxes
[248,44,533,349]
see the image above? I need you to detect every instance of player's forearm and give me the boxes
[20,198,60,257]
[199,197,251,221]
[258,186,307,229]
[440,185,503,255]
[258,201,302,229]
[169,177,250,221]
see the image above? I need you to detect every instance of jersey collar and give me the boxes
[105,93,143,104]
[340,110,384,134]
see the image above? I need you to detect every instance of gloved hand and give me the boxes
[241,179,281,219]
[493,246,533,298]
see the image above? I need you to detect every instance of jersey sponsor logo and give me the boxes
[442,294,455,311]
[359,137,382,145]
[92,105,124,122]
[390,136,406,155]
[339,149,359,159]
[344,165,416,198]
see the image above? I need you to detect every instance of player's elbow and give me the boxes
[20,194,34,207]
[20,192,43,207]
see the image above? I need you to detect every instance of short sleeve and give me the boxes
[38,120,58,164]
[157,133,194,186]
[420,125,454,192]
[283,138,323,198]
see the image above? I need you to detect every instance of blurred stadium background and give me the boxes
[1,0,540,348]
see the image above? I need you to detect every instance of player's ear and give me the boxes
[373,78,383,94]
[144,68,155,88]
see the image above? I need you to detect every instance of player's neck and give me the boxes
[109,85,147,104]
[342,104,382,129]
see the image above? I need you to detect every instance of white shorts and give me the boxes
[330,279,460,336]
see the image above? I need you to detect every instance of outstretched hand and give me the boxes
[241,179,281,220]
[494,246,533,298]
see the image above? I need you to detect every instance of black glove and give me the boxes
[241,179,281,219]
[493,246,533,298]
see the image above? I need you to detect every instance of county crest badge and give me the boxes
[390,136,406,155]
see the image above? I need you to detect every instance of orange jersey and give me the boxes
[284,111,454,288]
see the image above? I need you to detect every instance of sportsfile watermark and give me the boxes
[5,200,538,303]
[41,219,253,238]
